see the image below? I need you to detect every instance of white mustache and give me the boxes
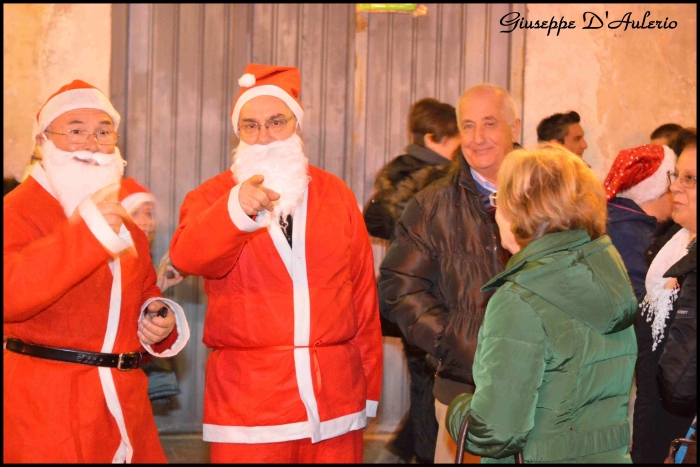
[71,150,126,167]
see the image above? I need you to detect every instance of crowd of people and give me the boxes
[3,64,696,464]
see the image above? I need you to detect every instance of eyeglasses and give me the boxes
[238,115,296,137]
[667,171,697,189]
[45,129,119,145]
[489,191,498,208]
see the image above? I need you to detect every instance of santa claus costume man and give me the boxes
[169,64,383,463]
[3,80,190,463]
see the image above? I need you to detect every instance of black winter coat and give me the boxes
[632,223,695,463]
[658,238,697,412]
[363,144,452,242]
[378,156,510,405]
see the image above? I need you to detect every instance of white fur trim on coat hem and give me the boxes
[203,408,368,444]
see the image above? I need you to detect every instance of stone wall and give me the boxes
[521,4,696,179]
[4,4,111,180]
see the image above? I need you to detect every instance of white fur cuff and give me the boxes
[139,297,190,357]
[79,198,134,256]
[228,183,268,231]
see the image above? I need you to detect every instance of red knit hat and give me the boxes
[118,178,156,215]
[36,80,121,133]
[604,144,677,204]
[230,63,304,137]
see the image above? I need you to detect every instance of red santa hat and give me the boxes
[230,63,304,137]
[604,144,677,204]
[36,80,121,134]
[118,177,156,216]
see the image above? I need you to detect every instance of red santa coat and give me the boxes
[170,165,383,444]
[3,168,189,463]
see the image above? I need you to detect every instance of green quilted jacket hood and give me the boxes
[482,229,637,334]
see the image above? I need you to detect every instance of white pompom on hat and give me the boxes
[230,63,304,137]
[36,80,121,134]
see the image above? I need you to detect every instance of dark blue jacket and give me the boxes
[606,198,657,303]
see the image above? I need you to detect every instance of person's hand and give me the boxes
[238,174,281,217]
[138,301,176,345]
[156,252,184,292]
[91,183,129,234]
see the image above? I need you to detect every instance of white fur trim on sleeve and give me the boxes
[366,400,379,418]
[228,183,269,231]
[139,297,190,357]
[79,197,134,256]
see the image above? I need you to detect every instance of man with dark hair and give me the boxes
[650,123,683,148]
[671,127,697,157]
[364,97,459,463]
[364,98,459,242]
[536,110,588,158]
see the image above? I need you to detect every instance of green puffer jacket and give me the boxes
[447,230,637,463]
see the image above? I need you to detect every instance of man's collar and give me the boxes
[470,167,497,193]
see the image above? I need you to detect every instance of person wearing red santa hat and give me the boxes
[118,177,184,407]
[3,80,190,463]
[170,64,383,463]
[613,135,696,464]
[119,177,184,292]
[604,144,677,304]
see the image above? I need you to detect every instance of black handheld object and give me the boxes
[146,306,169,319]
[157,306,169,318]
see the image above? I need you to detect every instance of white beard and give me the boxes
[41,139,126,217]
[232,133,311,226]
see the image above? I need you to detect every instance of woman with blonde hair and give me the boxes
[445,144,638,463]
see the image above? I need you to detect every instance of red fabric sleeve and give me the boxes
[169,174,259,279]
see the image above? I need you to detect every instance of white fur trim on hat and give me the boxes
[121,192,156,217]
[38,88,121,133]
[618,145,677,206]
[231,85,304,137]
[238,73,256,88]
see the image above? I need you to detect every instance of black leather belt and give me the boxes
[5,338,145,371]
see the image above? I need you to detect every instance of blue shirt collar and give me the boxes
[470,167,497,193]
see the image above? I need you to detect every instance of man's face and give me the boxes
[38,108,117,155]
[238,95,297,146]
[561,123,587,157]
[458,90,520,183]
